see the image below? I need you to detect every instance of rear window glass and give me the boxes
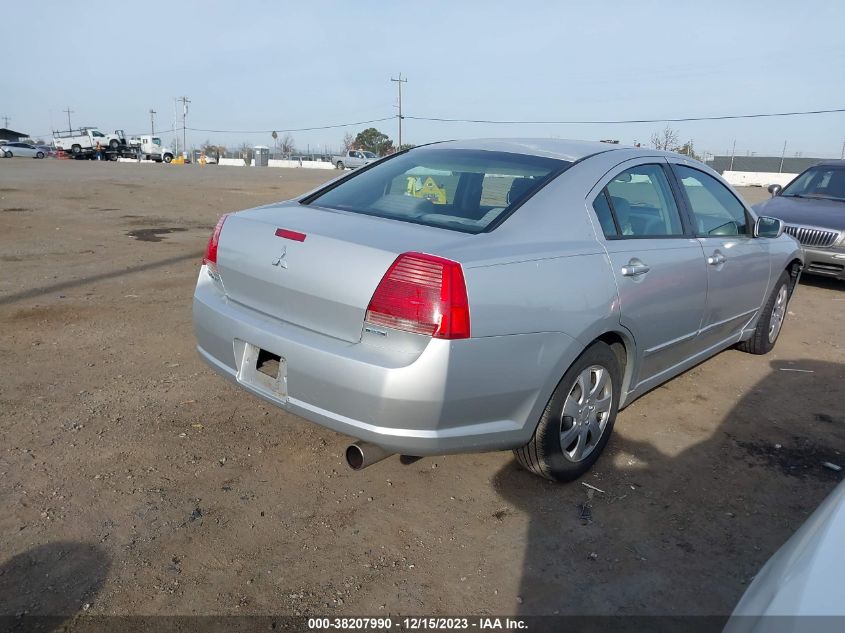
[304,149,570,233]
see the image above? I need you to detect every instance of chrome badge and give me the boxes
[271,246,288,269]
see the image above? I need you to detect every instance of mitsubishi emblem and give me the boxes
[271,245,288,269]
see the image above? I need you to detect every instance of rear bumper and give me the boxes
[802,245,845,280]
[192,269,576,455]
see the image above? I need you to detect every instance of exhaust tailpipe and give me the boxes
[345,441,393,471]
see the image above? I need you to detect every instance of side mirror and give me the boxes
[767,183,782,197]
[755,216,784,238]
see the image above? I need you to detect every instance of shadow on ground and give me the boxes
[494,359,844,618]
[799,275,843,291]
[0,541,110,631]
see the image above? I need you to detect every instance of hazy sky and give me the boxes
[3,0,844,157]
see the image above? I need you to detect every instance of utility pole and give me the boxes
[63,107,74,132]
[390,73,407,150]
[149,109,156,136]
[779,140,787,173]
[729,139,736,171]
[177,96,190,158]
[841,140,844,160]
[1,115,9,128]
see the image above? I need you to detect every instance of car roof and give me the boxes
[810,159,845,169]
[425,138,674,162]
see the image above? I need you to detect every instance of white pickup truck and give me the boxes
[331,150,378,169]
[53,128,127,155]
[128,135,174,163]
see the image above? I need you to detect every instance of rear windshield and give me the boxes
[304,148,570,233]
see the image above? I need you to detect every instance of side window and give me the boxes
[592,189,618,237]
[604,164,684,237]
[675,166,749,236]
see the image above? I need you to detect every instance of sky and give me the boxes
[2,0,845,157]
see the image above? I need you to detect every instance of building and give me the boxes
[0,128,28,143]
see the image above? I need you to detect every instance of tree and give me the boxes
[354,128,393,155]
[675,140,701,160]
[650,125,680,151]
[280,133,295,156]
[239,142,253,166]
[202,140,225,157]
[399,143,416,151]
[342,132,355,152]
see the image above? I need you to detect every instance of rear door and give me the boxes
[669,163,771,349]
[589,159,707,386]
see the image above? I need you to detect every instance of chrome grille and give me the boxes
[783,225,840,248]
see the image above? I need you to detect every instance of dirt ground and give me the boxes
[1,160,843,621]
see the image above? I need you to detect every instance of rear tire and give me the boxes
[737,270,791,355]
[336,161,344,169]
[109,139,119,150]
[71,144,81,155]
[514,342,621,481]
[36,151,45,159]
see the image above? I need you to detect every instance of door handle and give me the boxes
[621,262,651,277]
[707,252,727,266]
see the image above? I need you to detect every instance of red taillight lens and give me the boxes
[365,252,470,339]
[203,214,229,272]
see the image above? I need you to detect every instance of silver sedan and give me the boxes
[192,139,803,481]
[2,142,46,159]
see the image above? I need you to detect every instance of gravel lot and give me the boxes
[1,160,843,620]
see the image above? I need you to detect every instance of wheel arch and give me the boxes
[786,257,803,294]
[593,329,637,408]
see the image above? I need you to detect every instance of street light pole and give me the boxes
[149,109,156,136]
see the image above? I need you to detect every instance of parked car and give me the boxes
[1,142,46,159]
[726,479,845,629]
[754,161,845,280]
[192,139,803,481]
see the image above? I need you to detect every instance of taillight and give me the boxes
[203,214,229,276]
[365,252,470,339]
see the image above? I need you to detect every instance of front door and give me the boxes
[670,164,771,350]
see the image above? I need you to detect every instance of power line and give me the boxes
[186,116,395,135]
[404,106,845,125]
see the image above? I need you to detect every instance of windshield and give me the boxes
[304,148,570,233]
[781,166,845,201]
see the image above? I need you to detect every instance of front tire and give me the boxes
[514,342,621,481]
[163,154,173,164]
[737,270,791,355]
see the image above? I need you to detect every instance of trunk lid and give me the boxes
[216,202,469,342]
